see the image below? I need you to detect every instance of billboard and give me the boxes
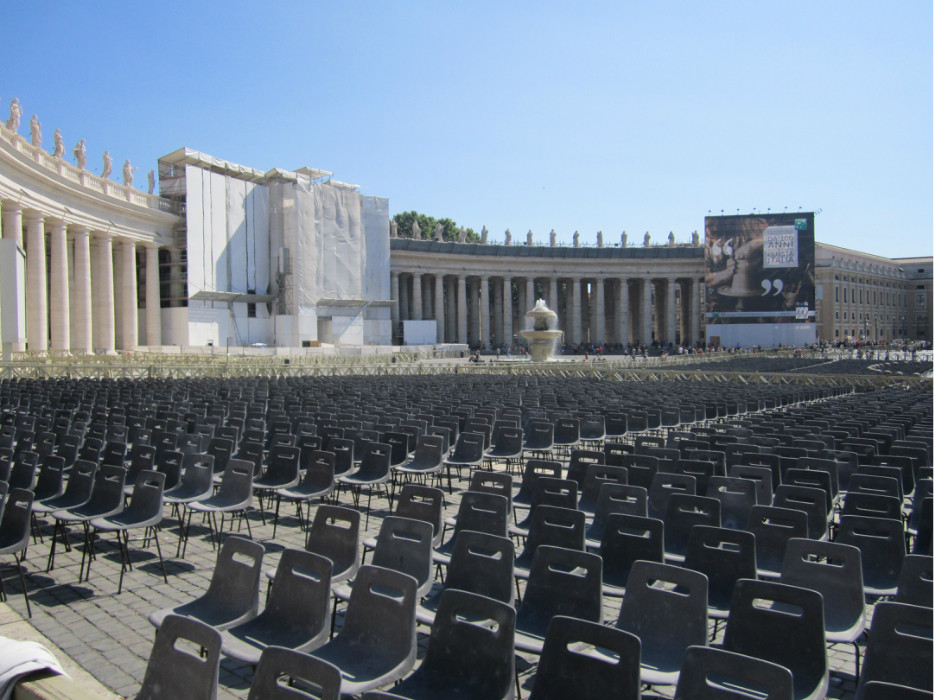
[705,213,815,325]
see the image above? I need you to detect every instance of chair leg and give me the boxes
[12,553,32,618]
[272,494,282,539]
[152,527,168,585]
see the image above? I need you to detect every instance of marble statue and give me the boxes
[692,230,700,246]
[643,232,651,247]
[668,231,675,246]
[527,230,534,246]
[147,169,156,194]
[123,160,136,187]
[390,220,398,238]
[29,115,41,147]
[6,98,22,132]
[73,139,87,169]
[411,219,421,239]
[480,225,488,244]
[549,229,556,246]
[53,129,65,158]
[505,229,511,245]
[434,222,444,241]
[102,151,113,179]
[597,231,604,248]
[621,231,628,247]
[458,227,467,243]
[573,231,580,247]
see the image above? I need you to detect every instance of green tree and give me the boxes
[392,210,479,243]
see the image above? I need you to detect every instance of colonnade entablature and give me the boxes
[0,118,183,355]
[389,238,706,350]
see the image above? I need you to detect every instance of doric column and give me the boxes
[526,276,536,309]
[617,278,630,346]
[92,232,115,354]
[434,274,445,343]
[549,277,558,312]
[71,226,93,353]
[480,275,491,349]
[1,202,23,248]
[594,277,605,345]
[691,278,701,346]
[492,278,502,347]
[445,276,456,342]
[399,273,409,321]
[145,244,161,347]
[641,278,653,345]
[24,211,47,353]
[502,276,513,349]
[412,272,423,321]
[48,219,70,352]
[666,277,677,344]
[570,277,582,345]
[457,274,468,344]
[117,240,138,350]
[390,272,400,336]
[468,278,479,346]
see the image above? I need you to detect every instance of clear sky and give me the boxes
[2,1,931,258]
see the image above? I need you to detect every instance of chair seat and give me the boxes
[189,495,252,513]
[254,474,300,491]
[275,482,332,500]
[90,511,162,531]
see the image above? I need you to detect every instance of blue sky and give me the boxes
[2,1,931,258]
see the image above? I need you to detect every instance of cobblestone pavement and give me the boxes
[6,455,868,699]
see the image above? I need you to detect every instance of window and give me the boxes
[843,288,847,303]
[835,286,839,302]
[917,293,926,309]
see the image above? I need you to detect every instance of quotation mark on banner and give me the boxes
[761,279,784,296]
[711,239,733,257]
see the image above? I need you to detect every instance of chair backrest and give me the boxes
[674,646,794,700]
[895,554,933,608]
[746,504,810,576]
[301,449,335,491]
[514,459,562,505]
[530,616,641,700]
[522,545,603,624]
[201,536,265,622]
[216,459,254,505]
[523,420,554,450]
[836,514,906,594]
[306,504,361,582]
[81,463,127,514]
[617,560,708,677]
[705,475,756,531]
[578,465,629,513]
[138,615,222,700]
[450,491,509,539]
[773,484,828,540]
[521,505,586,560]
[123,470,166,523]
[723,579,828,700]
[782,468,833,512]
[0,488,34,551]
[33,456,66,501]
[263,549,333,644]
[445,530,515,604]
[683,525,756,614]
[780,538,865,635]
[372,515,435,597]
[394,484,444,546]
[466,470,512,507]
[603,441,633,466]
[266,445,301,482]
[172,454,214,499]
[566,449,606,488]
[647,471,695,520]
[8,456,38,491]
[527,476,578,513]
[449,432,485,463]
[727,464,774,505]
[599,513,664,590]
[248,647,342,700]
[842,491,903,521]
[856,601,933,697]
[664,493,720,559]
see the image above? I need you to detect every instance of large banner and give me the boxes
[705,213,815,325]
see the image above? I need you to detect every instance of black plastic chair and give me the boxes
[577,464,628,515]
[253,445,301,524]
[723,579,829,700]
[394,435,445,492]
[484,425,524,473]
[855,601,933,698]
[895,554,933,608]
[598,512,664,597]
[706,475,756,531]
[747,504,809,578]
[137,614,222,700]
[513,505,586,579]
[511,477,578,537]
[354,515,434,600]
[529,615,640,700]
[222,549,332,665]
[514,545,604,654]
[444,432,486,486]
[585,483,648,548]
[566,449,606,489]
[247,646,342,700]
[385,589,516,700]
[434,491,509,565]
[273,449,335,538]
[338,441,392,527]
[663,493,720,563]
[615,560,708,687]
[674,645,794,700]
[647,471,696,520]
[522,420,555,458]
[684,525,756,622]
[512,459,562,515]
[728,464,774,505]
[86,469,167,593]
[149,535,264,631]
[0,488,35,617]
[309,565,418,696]
[773,484,829,541]
[835,513,906,596]
[188,458,255,548]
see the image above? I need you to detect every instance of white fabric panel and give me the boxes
[210,171,228,293]
[296,181,318,306]
[318,184,363,300]
[362,196,390,301]
[185,165,205,293]
[249,182,270,294]
[227,177,248,294]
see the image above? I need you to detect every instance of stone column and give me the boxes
[492,278,502,347]
[468,278,479,346]
[92,232,115,353]
[666,277,677,344]
[399,274,409,322]
[24,211,48,353]
[570,277,582,345]
[457,275,468,344]
[71,226,93,353]
[1,202,23,248]
[502,276,513,349]
[445,276,456,342]
[594,277,605,345]
[526,276,536,309]
[118,240,138,350]
[48,219,70,352]
[390,272,400,338]
[412,272,423,321]
[434,274,445,343]
[549,277,559,312]
[691,278,701,346]
[145,244,161,347]
[480,275,491,349]
[641,278,653,345]
[617,278,630,347]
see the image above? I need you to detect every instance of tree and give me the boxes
[392,210,480,243]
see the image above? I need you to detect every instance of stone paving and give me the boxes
[1,446,874,700]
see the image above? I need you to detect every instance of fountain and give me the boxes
[519,299,564,362]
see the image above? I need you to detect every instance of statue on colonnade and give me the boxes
[621,231,628,247]
[573,231,580,247]
[458,227,467,243]
[504,229,511,245]
[29,115,41,147]
[597,231,604,248]
[53,130,65,158]
[692,230,700,246]
[480,225,488,244]
[549,229,556,246]
[102,151,113,179]
[6,98,22,132]
[668,231,675,246]
[411,218,421,239]
[643,232,651,247]
[434,222,444,241]
[527,230,534,246]
[123,160,137,187]
[148,169,156,194]
[390,219,398,238]
[73,139,87,169]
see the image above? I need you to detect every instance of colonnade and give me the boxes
[0,200,162,353]
[392,271,703,349]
